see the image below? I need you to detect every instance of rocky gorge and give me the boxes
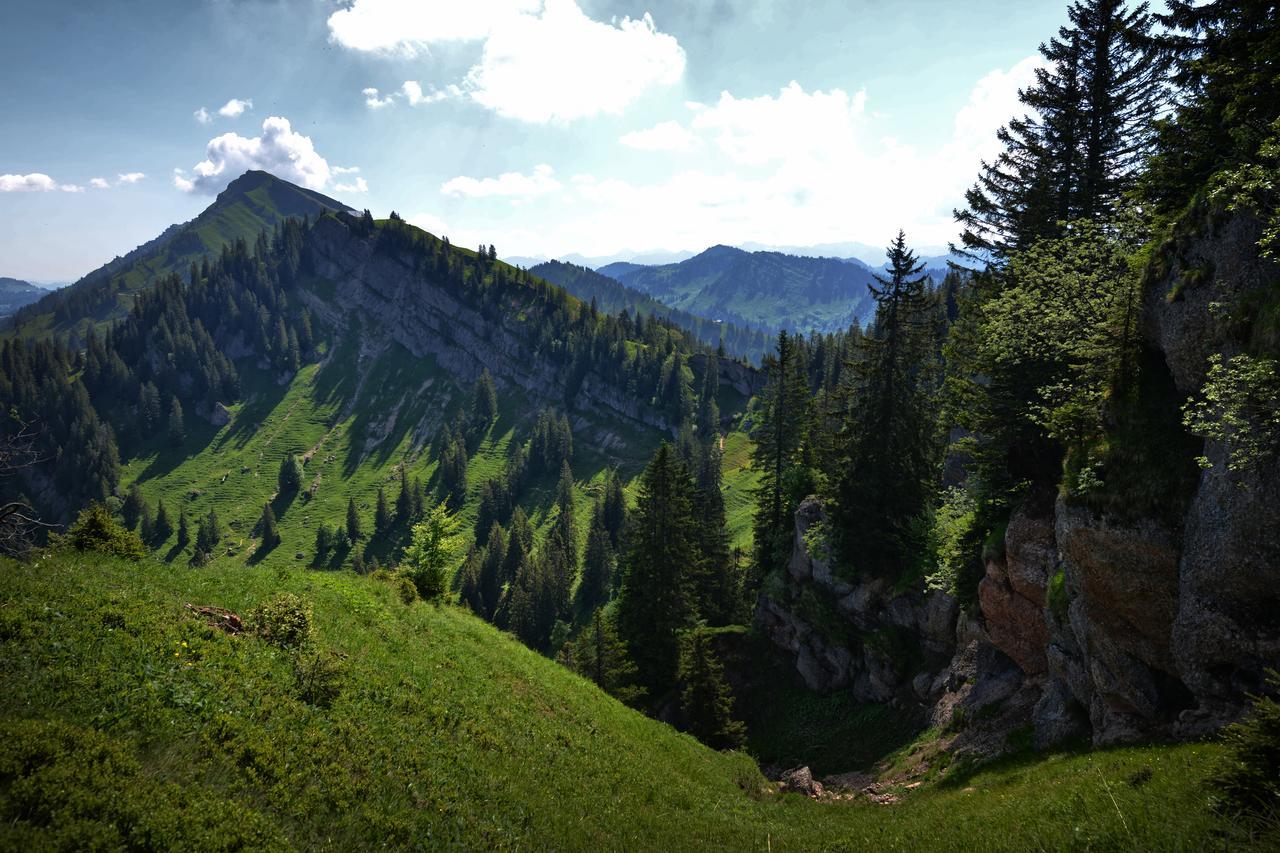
[758,207,1280,755]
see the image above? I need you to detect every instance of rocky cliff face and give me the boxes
[300,216,756,454]
[758,208,1280,754]
[757,497,958,704]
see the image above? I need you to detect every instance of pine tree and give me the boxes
[566,608,642,705]
[396,466,412,522]
[831,231,940,577]
[751,330,812,577]
[314,522,334,562]
[176,507,190,549]
[194,508,221,559]
[616,443,700,694]
[690,441,736,626]
[374,486,391,533]
[546,461,578,618]
[1144,0,1280,215]
[278,453,304,493]
[472,368,499,428]
[479,522,507,620]
[459,546,485,614]
[152,499,173,545]
[678,624,746,750]
[168,397,185,447]
[956,0,1165,258]
[260,502,280,549]
[575,503,614,615]
[346,497,362,543]
[600,468,627,549]
[121,483,145,531]
[139,503,155,545]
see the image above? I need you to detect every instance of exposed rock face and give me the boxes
[978,505,1053,675]
[302,215,759,453]
[1141,210,1276,395]
[757,496,958,703]
[1174,445,1280,725]
[1053,500,1187,744]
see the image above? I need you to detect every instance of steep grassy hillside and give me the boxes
[609,245,879,335]
[117,333,685,576]
[8,171,351,339]
[0,550,1259,850]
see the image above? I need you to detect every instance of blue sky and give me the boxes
[0,0,1072,280]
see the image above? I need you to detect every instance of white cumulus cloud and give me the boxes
[402,80,460,106]
[620,120,702,152]
[335,0,684,123]
[218,98,253,118]
[334,176,370,193]
[690,82,869,166]
[89,177,110,189]
[0,173,81,192]
[194,107,212,124]
[442,56,1043,258]
[175,116,334,195]
[466,0,684,123]
[441,164,561,198]
[362,87,396,109]
[117,172,145,184]
[328,0,538,53]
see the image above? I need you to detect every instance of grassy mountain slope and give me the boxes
[0,550,1250,850]
[9,171,352,339]
[608,245,879,335]
[116,335,696,575]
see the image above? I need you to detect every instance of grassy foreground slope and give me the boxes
[0,551,1251,851]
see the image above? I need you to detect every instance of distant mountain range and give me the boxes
[596,245,884,335]
[0,277,46,318]
[510,243,981,338]
[528,260,773,363]
[505,241,983,272]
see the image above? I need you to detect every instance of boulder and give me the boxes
[778,766,824,798]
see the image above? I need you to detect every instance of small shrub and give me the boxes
[293,649,345,708]
[1047,569,1070,622]
[62,503,146,561]
[251,593,313,649]
[1210,676,1280,823]
[395,575,419,605]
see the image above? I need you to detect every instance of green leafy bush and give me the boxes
[926,487,979,595]
[402,502,463,600]
[1047,569,1070,623]
[1184,353,1280,476]
[61,503,146,561]
[394,574,419,605]
[251,593,313,649]
[292,649,345,708]
[1211,677,1280,824]
[0,718,284,849]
